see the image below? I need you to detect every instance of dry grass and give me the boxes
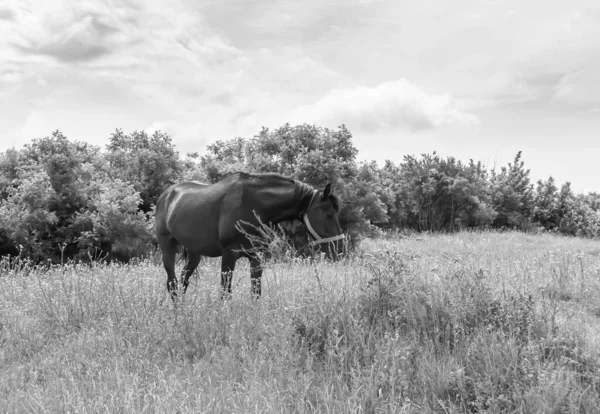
[1,230,600,413]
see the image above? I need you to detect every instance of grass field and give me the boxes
[1,231,600,413]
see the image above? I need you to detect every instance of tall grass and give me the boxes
[1,231,600,413]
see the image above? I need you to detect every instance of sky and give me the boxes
[1,0,599,193]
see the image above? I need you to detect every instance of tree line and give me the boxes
[1,124,599,263]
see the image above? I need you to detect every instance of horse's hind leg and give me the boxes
[158,236,179,299]
[181,251,201,294]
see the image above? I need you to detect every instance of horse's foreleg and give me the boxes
[220,250,238,296]
[181,251,202,294]
[249,256,263,298]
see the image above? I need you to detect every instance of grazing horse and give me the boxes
[154,172,345,298]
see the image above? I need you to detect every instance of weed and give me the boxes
[1,231,600,412]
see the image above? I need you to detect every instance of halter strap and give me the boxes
[301,190,346,246]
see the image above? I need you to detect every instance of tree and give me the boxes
[490,151,534,228]
[0,148,20,201]
[8,131,98,260]
[356,161,392,226]
[74,172,154,262]
[3,124,600,263]
[0,131,160,263]
[198,123,380,244]
[0,163,58,260]
[532,176,560,230]
[392,153,495,231]
[200,137,249,183]
[105,129,184,213]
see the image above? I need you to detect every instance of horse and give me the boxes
[154,172,345,299]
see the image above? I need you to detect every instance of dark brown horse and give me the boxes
[154,172,345,298]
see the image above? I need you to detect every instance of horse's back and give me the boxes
[155,181,209,227]
[155,180,225,256]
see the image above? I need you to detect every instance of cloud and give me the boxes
[144,121,208,153]
[210,93,234,107]
[145,121,204,141]
[240,47,341,101]
[468,71,567,108]
[289,79,479,132]
[1,0,251,107]
[207,46,345,137]
[462,2,600,109]
[16,17,115,62]
[7,1,138,63]
[3,0,599,175]
[200,0,376,49]
[552,67,600,105]
[0,62,25,85]
[0,8,15,20]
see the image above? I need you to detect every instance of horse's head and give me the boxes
[303,183,345,260]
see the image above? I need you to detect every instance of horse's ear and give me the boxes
[322,183,333,199]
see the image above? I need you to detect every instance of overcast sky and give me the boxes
[1,0,599,192]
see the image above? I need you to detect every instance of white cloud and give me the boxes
[1,0,600,198]
[145,121,204,142]
[289,79,479,132]
[199,0,375,50]
[0,0,254,149]
[0,7,15,21]
[5,0,137,63]
[247,48,341,97]
[552,67,600,105]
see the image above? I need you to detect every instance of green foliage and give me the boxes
[0,131,155,263]
[21,132,99,259]
[490,151,534,229]
[199,123,374,245]
[200,123,358,184]
[533,176,561,229]
[1,124,599,263]
[558,192,600,238]
[106,129,184,213]
[356,161,392,225]
[74,174,154,262]
[392,153,495,231]
[0,163,58,260]
[0,148,20,201]
[532,178,600,237]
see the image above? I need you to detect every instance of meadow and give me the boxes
[1,231,600,413]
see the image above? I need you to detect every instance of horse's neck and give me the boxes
[249,180,310,224]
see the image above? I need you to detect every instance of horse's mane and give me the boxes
[233,171,340,213]
[236,171,294,182]
[293,179,341,213]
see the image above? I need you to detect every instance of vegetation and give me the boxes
[2,124,600,412]
[1,124,599,263]
[1,232,599,412]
